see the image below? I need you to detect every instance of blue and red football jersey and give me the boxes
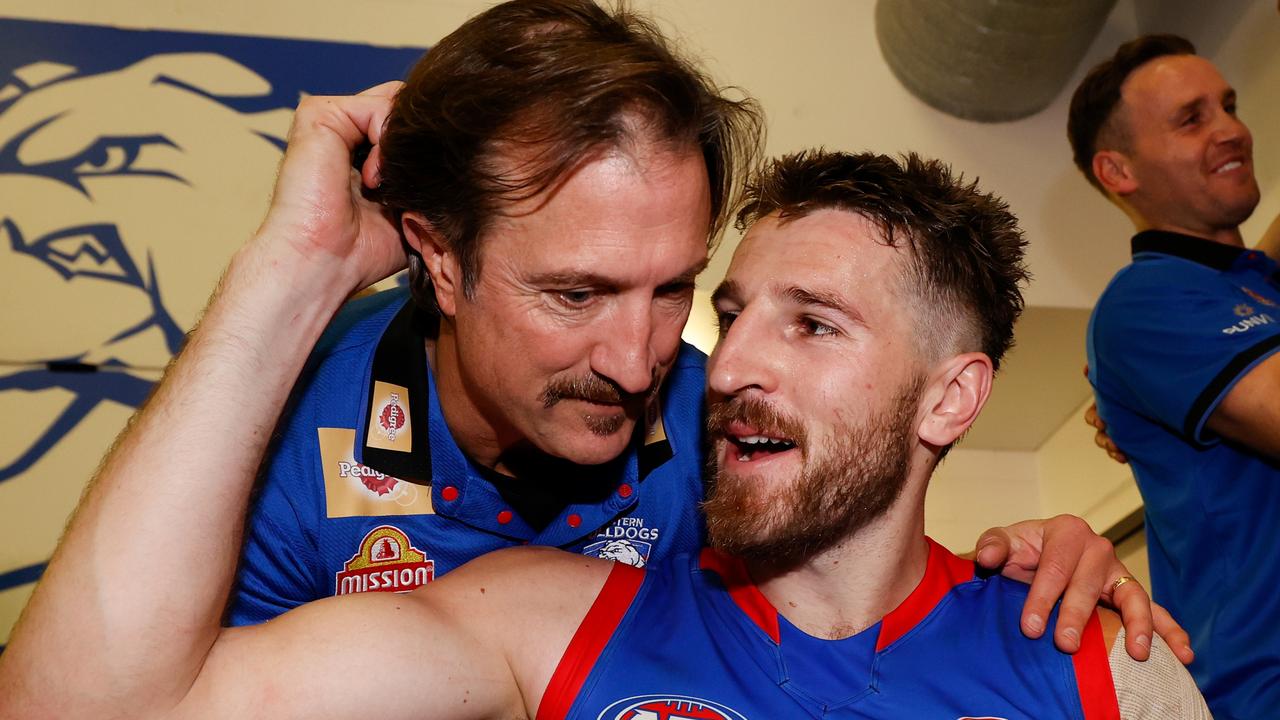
[228,288,708,625]
[540,539,1119,720]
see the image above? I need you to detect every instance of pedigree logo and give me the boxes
[317,428,435,518]
[366,380,413,452]
[335,525,435,596]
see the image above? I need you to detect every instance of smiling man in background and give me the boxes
[1071,33,1280,718]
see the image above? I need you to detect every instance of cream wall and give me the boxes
[2,0,1276,644]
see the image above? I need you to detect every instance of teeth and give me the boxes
[1216,161,1242,173]
[731,435,795,450]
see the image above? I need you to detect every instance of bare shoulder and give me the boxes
[425,546,616,608]
[415,547,623,716]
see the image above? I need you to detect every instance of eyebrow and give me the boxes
[528,256,710,288]
[711,279,740,307]
[1172,87,1236,120]
[782,285,856,317]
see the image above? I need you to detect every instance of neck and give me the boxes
[1130,212,1244,248]
[748,472,931,640]
[429,320,511,473]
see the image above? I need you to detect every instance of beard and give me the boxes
[702,375,924,569]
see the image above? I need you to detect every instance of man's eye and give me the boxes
[1181,112,1200,127]
[800,317,837,336]
[556,289,595,306]
[715,310,737,336]
[1225,102,1238,116]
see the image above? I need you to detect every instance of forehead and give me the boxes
[727,208,906,300]
[1120,55,1229,116]
[482,142,712,269]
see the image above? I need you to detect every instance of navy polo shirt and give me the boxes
[1087,229,1280,718]
[229,288,707,625]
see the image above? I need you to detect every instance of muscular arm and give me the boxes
[0,84,408,719]
[176,548,606,720]
[1205,351,1280,460]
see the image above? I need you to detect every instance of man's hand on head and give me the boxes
[973,516,1194,665]
[252,81,408,296]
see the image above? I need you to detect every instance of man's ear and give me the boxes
[402,212,462,316]
[917,352,994,448]
[1093,150,1139,198]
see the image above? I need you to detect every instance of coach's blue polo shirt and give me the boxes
[228,288,707,627]
[1087,229,1280,719]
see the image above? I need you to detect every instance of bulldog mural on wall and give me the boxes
[0,19,422,646]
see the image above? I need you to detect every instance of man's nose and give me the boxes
[591,300,657,396]
[707,310,775,398]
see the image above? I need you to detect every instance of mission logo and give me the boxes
[335,525,434,596]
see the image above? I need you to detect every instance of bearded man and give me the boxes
[0,150,1208,719]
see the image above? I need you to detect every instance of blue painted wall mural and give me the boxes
[0,17,425,647]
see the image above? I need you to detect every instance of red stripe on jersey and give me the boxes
[536,561,645,720]
[699,548,780,643]
[1073,611,1121,720]
[876,537,974,651]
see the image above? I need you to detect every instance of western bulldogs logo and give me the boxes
[584,538,651,568]
[599,695,748,720]
[584,516,658,567]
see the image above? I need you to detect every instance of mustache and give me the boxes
[539,373,653,409]
[706,395,808,452]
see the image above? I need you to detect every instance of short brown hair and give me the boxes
[735,150,1028,372]
[1067,34,1196,193]
[377,0,762,313]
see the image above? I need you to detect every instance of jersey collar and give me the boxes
[352,296,669,543]
[1131,229,1253,271]
[698,537,975,649]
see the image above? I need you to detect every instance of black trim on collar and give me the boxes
[1184,332,1280,442]
[361,302,433,485]
[1131,230,1248,271]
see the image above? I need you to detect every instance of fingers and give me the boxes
[1103,572,1153,661]
[1084,402,1128,463]
[1084,403,1103,430]
[1151,601,1195,665]
[973,526,1016,569]
[1010,515,1093,645]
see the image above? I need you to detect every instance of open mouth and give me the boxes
[726,433,797,463]
[1212,159,1245,175]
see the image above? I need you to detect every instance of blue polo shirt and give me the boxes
[1087,229,1280,719]
[229,288,707,625]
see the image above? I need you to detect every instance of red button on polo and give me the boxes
[497,510,513,524]
[618,483,633,498]
[441,486,459,502]
[567,513,582,528]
